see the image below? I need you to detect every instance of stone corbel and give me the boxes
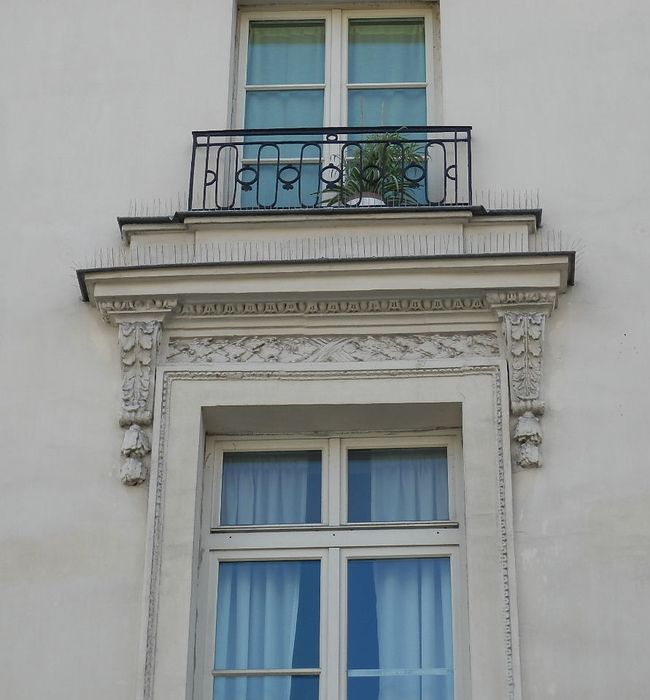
[97,298,177,485]
[487,291,556,468]
[117,321,161,484]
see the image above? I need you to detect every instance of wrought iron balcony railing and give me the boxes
[188,126,472,212]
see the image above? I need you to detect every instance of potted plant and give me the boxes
[322,131,426,206]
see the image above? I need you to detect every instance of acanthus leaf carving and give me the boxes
[119,321,161,427]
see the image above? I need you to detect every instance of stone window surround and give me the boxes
[78,211,573,700]
[143,368,515,700]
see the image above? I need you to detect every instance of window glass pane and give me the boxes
[215,560,320,670]
[214,675,319,700]
[348,558,454,700]
[348,19,425,84]
[221,451,321,525]
[347,447,449,522]
[348,88,426,128]
[245,90,324,131]
[248,21,325,86]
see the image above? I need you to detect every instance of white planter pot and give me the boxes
[346,192,386,206]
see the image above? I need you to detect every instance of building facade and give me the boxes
[2,2,649,699]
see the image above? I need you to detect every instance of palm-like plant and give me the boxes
[322,132,426,206]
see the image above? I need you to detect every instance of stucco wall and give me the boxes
[440,2,650,697]
[1,1,649,698]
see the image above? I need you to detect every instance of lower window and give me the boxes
[200,434,463,700]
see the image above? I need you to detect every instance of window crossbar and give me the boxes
[212,669,320,677]
[348,668,453,677]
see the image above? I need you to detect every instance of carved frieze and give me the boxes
[166,333,500,364]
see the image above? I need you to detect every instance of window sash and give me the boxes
[211,434,459,531]
[200,433,464,700]
[211,439,330,529]
[236,8,438,130]
[203,547,461,700]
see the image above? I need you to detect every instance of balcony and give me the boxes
[188,126,472,212]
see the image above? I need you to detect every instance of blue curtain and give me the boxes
[221,451,321,525]
[348,447,449,522]
[348,558,454,700]
[215,561,320,700]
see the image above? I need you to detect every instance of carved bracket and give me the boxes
[486,291,556,469]
[501,310,547,468]
[117,321,162,485]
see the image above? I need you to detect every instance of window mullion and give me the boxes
[328,9,343,127]
[327,437,340,526]
[325,546,341,700]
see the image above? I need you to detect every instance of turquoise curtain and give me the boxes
[248,21,325,86]
[348,19,427,129]
[348,19,426,84]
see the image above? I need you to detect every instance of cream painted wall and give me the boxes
[1,1,649,699]
[441,1,650,697]
[0,1,237,698]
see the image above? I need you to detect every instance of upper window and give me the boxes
[198,434,463,700]
[234,9,439,208]
[241,12,433,132]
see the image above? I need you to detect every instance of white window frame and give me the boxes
[196,431,468,700]
[234,7,442,130]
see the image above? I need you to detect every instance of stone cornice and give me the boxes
[81,253,573,308]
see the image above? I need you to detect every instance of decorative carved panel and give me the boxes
[166,333,500,364]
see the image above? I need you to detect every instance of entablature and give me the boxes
[77,208,574,483]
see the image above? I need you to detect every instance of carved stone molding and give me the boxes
[486,290,557,308]
[178,295,486,317]
[118,321,162,485]
[98,298,178,323]
[120,424,151,486]
[166,333,500,364]
[143,366,516,700]
[500,311,547,468]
